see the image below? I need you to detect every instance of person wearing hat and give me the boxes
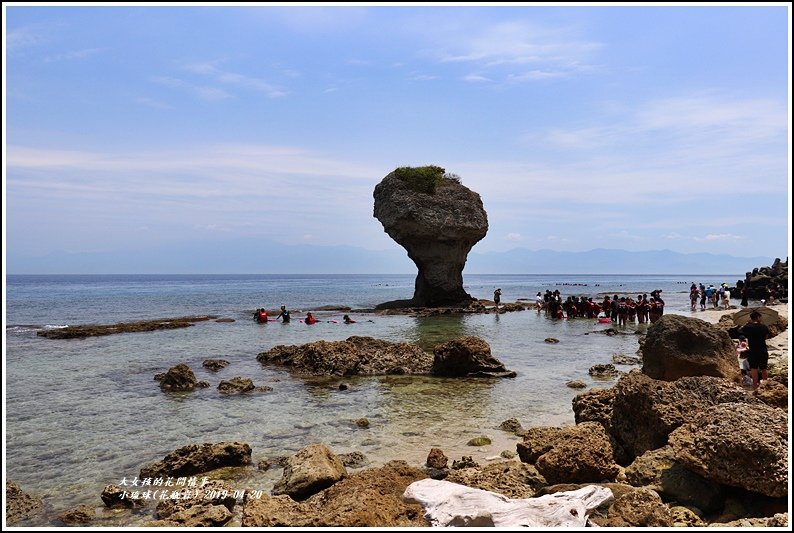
[736,335,750,386]
[493,288,502,313]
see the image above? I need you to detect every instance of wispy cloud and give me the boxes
[434,20,602,85]
[505,233,523,242]
[7,24,50,49]
[410,74,439,81]
[135,97,172,110]
[44,47,106,62]
[183,61,287,98]
[152,76,232,101]
[462,73,492,83]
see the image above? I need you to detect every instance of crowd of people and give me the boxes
[534,289,667,325]
[688,282,735,311]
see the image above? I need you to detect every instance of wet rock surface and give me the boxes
[6,481,44,525]
[139,442,252,479]
[431,336,515,378]
[445,461,547,499]
[157,363,201,392]
[37,315,217,339]
[202,359,230,371]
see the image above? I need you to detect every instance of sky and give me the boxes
[3,3,792,270]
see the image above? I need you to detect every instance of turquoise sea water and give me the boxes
[4,273,744,524]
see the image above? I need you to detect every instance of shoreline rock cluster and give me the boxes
[10,303,789,528]
[36,315,218,339]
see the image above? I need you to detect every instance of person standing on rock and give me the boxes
[493,288,502,312]
[741,311,771,389]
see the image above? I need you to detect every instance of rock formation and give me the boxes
[640,314,739,381]
[139,441,252,479]
[273,443,348,500]
[6,481,43,525]
[735,258,788,300]
[431,336,516,377]
[373,166,488,307]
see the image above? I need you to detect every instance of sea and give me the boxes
[4,273,744,525]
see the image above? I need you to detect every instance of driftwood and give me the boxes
[403,478,613,527]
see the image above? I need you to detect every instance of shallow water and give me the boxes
[4,273,743,524]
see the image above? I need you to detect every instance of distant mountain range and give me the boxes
[7,239,777,276]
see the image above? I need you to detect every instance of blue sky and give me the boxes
[4,4,791,268]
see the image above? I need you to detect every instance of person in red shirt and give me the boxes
[305,312,316,325]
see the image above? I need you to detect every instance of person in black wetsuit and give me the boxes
[276,305,291,323]
[741,311,771,389]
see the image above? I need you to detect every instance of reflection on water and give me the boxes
[406,314,469,351]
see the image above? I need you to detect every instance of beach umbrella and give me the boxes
[732,307,780,327]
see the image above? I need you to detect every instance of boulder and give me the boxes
[445,461,546,499]
[272,443,347,500]
[566,380,587,389]
[158,363,200,391]
[753,380,788,409]
[466,436,491,447]
[338,451,369,469]
[100,484,144,508]
[451,456,479,470]
[517,422,620,484]
[6,481,43,525]
[640,314,738,381]
[623,445,724,513]
[739,258,788,300]
[572,388,616,431]
[155,479,236,520]
[151,504,233,527]
[258,336,433,376]
[610,371,762,459]
[590,487,674,527]
[217,376,255,393]
[718,513,789,527]
[431,336,515,377]
[243,461,427,526]
[202,359,230,371]
[668,506,705,527]
[140,442,252,479]
[499,418,524,435]
[668,403,787,498]
[403,479,614,527]
[373,167,488,308]
[57,504,96,525]
[426,448,448,469]
[589,364,619,378]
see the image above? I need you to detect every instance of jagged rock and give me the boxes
[156,479,236,520]
[610,371,762,459]
[640,315,739,381]
[612,354,641,365]
[403,480,614,527]
[243,461,427,526]
[668,403,787,498]
[717,513,789,527]
[536,482,635,502]
[202,359,230,371]
[544,338,560,344]
[738,258,788,300]
[140,442,252,479]
[152,504,233,527]
[354,418,370,428]
[338,452,369,469]
[590,487,674,527]
[158,363,200,391]
[589,364,619,378]
[431,336,515,378]
[100,484,144,508]
[57,504,96,525]
[426,448,448,469]
[499,418,524,435]
[572,388,616,431]
[218,376,255,393]
[257,336,433,376]
[451,456,479,470]
[753,380,788,409]
[373,167,487,308]
[624,445,724,513]
[258,456,289,471]
[445,461,546,499]
[669,506,705,527]
[517,422,620,484]
[6,481,43,525]
[272,443,347,500]
[566,380,587,389]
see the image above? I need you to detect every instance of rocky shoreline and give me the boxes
[8,304,789,527]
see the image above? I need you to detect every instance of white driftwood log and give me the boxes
[403,478,613,527]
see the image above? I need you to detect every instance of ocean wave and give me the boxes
[6,324,69,334]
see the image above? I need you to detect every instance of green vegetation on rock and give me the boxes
[392,165,461,194]
[466,436,492,446]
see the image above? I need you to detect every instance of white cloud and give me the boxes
[462,73,492,83]
[505,233,523,242]
[152,76,232,101]
[183,62,287,98]
[6,24,49,49]
[411,74,439,81]
[696,234,746,242]
[44,47,105,62]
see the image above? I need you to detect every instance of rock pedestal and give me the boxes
[373,167,488,307]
